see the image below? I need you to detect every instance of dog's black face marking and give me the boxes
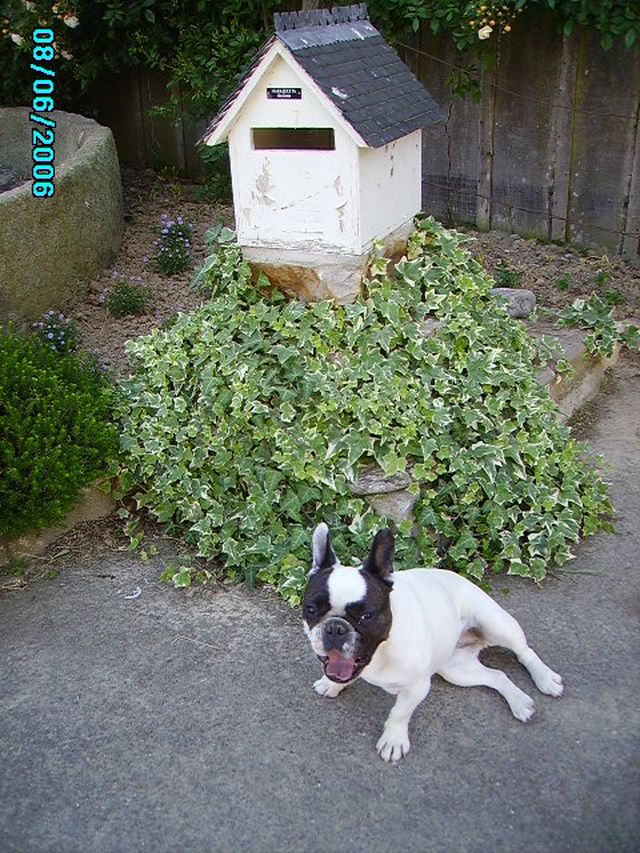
[303,526,395,682]
[302,584,330,629]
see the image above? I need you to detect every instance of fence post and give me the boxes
[549,31,577,243]
[476,50,498,231]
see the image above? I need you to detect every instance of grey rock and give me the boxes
[491,287,536,318]
[367,489,417,524]
[420,316,442,337]
[348,464,412,495]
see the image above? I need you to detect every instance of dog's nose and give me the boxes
[326,619,348,637]
[322,617,353,651]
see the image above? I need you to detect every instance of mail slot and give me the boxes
[252,127,335,151]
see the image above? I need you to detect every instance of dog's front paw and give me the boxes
[376,723,410,762]
[534,667,564,698]
[313,676,346,698]
[509,689,535,722]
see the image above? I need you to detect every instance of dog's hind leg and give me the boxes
[469,595,564,698]
[438,647,536,721]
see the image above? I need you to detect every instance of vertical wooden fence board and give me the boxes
[410,31,482,226]
[567,29,640,255]
[476,50,496,231]
[95,72,147,168]
[622,113,640,264]
[490,12,565,240]
[548,30,578,244]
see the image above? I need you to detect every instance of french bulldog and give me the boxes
[303,523,564,762]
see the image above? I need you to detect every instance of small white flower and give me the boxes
[22,1,36,10]
[10,33,25,45]
[61,49,73,60]
[478,25,493,40]
[63,14,79,28]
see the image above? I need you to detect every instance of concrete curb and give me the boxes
[532,323,619,422]
[0,484,116,567]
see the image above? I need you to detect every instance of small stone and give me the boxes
[367,490,417,524]
[348,464,412,496]
[420,316,442,337]
[491,287,536,318]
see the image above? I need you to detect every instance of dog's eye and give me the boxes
[360,611,373,623]
[304,604,317,620]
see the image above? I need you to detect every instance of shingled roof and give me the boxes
[202,3,444,149]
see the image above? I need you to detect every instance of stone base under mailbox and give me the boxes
[242,220,414,304]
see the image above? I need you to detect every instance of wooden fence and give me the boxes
[95,70,206,178]
[407,11,640,264]
[94,10,640,264]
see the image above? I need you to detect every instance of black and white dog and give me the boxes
[303,523,564,762]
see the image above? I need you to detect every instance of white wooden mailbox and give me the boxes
[201,3,443,302]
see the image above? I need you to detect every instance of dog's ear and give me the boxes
[311,522,338,574]
[363,529,394,587]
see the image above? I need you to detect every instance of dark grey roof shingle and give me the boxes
[201,3,444,149]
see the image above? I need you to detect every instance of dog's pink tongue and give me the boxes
[326,649,356,681]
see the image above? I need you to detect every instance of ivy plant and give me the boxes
[114,218,613,605]
[554,294,640,358]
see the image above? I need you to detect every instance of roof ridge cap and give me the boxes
[274,3,368,33]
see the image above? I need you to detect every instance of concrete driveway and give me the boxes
[1,357,638,852]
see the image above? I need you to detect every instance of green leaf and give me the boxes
[173,568,193,588]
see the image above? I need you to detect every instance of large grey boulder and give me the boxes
[0,108,123,323]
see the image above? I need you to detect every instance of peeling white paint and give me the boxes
[224,52,422,256]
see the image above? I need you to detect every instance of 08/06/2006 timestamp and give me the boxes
[30,28,56,198]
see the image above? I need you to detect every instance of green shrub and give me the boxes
[115,219,613,605]
[0,327,119,540]
[106,278,153,317]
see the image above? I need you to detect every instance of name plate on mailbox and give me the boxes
[267,87,302,100]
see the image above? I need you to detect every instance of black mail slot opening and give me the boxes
[252,127,335,151]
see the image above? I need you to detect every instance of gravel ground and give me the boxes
[71,170,640,376]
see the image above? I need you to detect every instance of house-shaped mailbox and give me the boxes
[201,3,444,303]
